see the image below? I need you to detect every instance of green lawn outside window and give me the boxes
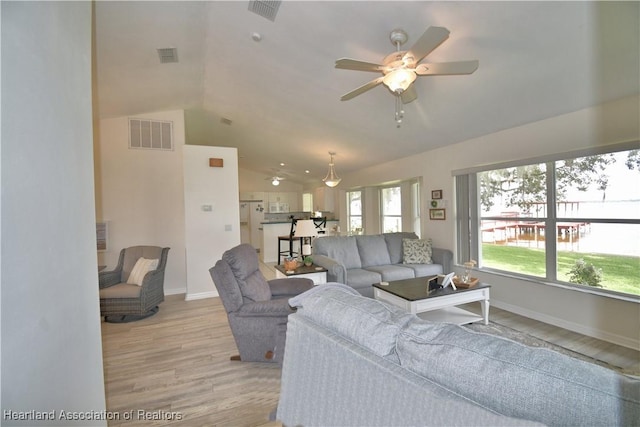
[481,244,640,296]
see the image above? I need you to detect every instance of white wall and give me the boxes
[338,95,640,348]
[183,146,240,299]
[97,110,186,295]
[1,2,106,424]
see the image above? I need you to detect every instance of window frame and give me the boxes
[411,180,421,237]
[302,192,313,213]
[346,190,363,235]
[380,185,402,233]
[455,141,640,299]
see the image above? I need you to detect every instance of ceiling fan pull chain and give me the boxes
[395,95,404,128]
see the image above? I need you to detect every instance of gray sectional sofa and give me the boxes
[312,232,452,297]
[277,284,640,426]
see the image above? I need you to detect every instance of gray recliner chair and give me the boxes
[210,243,314,363]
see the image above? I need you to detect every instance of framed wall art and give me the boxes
[429,208,446,220]
[431,189,442,199]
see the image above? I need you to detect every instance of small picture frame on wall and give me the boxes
[431,189,443,200]
[429,209,446,220]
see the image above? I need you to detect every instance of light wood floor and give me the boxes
[101,265,639,426]
[101,295,282,427]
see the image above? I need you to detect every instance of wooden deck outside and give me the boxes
[482,219,591,249]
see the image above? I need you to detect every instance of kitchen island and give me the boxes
[261,219,339,263]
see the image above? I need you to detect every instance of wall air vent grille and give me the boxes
[129,118,173,151]
[157,47,178,63]
[248,0,281,22]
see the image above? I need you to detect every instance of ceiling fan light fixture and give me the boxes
[323,152,341,188]
[271,177,280,186]
[382,69,416,93]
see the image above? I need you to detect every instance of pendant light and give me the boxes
[323,151,341,188]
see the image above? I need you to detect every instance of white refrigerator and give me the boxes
[240,201,265,252]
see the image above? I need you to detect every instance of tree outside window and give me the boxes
[462,148,639,296]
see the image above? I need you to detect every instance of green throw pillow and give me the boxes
[402,238,433,264]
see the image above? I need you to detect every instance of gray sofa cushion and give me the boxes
[365,264,415,281]
[313,236,362,269]
[289,284,413,361]
[397,318,640,426]
[356,235,391,267]
[384,232,418,264]
[400,263,443,277]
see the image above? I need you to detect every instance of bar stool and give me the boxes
[312,217,327,235]
[277,219,302,264]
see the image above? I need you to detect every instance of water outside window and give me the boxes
[479,149,639,296]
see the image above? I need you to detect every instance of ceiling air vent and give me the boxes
[157,47,178,64]
[248,0,281,22]
[129,118,173,151]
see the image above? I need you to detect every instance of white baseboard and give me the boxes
[493,300,639,351]
[165,287,186,296]
[185,291,218,301]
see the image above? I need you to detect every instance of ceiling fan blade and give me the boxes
[340,77,385,101]
[403,26,450,65]
[335,58,385,72]
[415,60,479,76]
[400,85,417,104]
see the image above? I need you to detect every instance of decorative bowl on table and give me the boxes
[283,259,299,271]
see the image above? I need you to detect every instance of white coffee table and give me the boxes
[373,277,490,325]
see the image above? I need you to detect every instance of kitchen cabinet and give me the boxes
[287,192,299,211]
[268,192,287,204]
[314,187,335,212]
[266,192,300,212]
[239,191,265,201]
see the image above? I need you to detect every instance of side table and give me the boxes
[274,263,327,285]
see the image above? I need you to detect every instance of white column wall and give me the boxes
[1,2,106,423]
[183,145,240,299]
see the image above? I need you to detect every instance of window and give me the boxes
[381,186,402,233]
[479,162,548,277]
[347,190,363,235]
[302,192,313,212]
[412,181,421,237]
[457,146,640,297]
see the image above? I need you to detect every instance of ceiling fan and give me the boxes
[336,26,478,125]
[266,176,285,186]
[265,170,288,186]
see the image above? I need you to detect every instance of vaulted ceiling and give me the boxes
[94,1,639,185]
